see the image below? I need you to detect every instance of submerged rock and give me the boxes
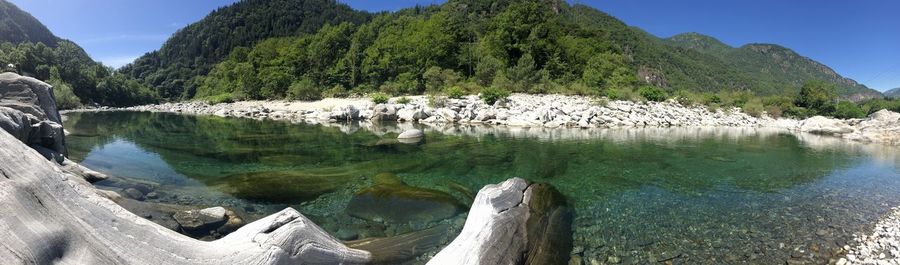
[213,170,347,203]
[397,129,423,139]
[346,182,463,224]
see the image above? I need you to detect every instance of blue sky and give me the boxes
[8,0,899,91]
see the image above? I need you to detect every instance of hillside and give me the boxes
[0,0,57,46]
[119,0,371,99]
[665,32,882,100]
[0,0,156,107]
[121,0,880,103]
[886,88,900,98]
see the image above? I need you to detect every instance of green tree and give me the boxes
[796,80,837,115]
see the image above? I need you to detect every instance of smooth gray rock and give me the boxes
[0,129,372,264]
[429,178,530,265]
[0,72,66,157]
[800,116,854,135]
[397,129,423,139]
[429,178,574,265]
[0,72,61,123]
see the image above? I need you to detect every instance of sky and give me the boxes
[7,0,899,91]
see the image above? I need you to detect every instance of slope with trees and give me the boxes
[0,0,156,108]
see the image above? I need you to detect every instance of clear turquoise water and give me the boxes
[64,111,900,264]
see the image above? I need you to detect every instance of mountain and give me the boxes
[123,0,880,103]
[885,88,900,98]
[0,0,156,108]
[0,0,57,46]
[665,32,882,100]
[119,0,371,99]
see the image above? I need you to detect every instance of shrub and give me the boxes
[673,90,699,106]
[371,92,390,104]
[287,79,322,101]
[49,80,82,109]
[638,86,668,102]
[427,94,447,108]
[204,93,235,104]
[396,96,411,104]
[765,105,783,118]
[833,101,866,119]
[445,86,466,99]
[480,86,510,105]
[741,99,765,117]
[322,85,349,98]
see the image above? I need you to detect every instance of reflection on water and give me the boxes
[64,111,900,264]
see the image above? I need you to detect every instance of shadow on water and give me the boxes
[64,111,900,264]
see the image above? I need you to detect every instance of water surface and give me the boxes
[64,111,900,264]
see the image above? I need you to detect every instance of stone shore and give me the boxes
[81,93,900,145]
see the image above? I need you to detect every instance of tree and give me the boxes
[796,80,837,115]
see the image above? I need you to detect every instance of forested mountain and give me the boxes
[122,0,879,104]
[886,88,900,98]
[665,32,882,99]
[119,0,371,99]
[0,0,57,46]
[0,0,156,108]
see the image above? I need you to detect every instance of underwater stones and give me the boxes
[173,207,228,231]
[524,183,574,265]
[123,188,145,201]
[346,182,463,224]
[214,171,345,203]
[347,224,453,264]
[373,172,404,185]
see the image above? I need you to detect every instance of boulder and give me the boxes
[345,183,463,224]
[397,129,423,139]
[173,207,230,235]
[428,178,574,265]
[370,104,398,122]
[0,72,66,158]
[800,116,854,135]
[397,108,428,122]
[0,72,61,123]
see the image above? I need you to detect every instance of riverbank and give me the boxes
[67,93,900,145]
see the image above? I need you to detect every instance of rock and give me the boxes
[429,178,574,265]
[370,104,398,122]
[397,108,428,122]
[212,170,347,203]
[0,72,61,123]
[0,72,66,158]
[345,183,463,223]
[373,172,405,185]
[800,116,854,135]
[524,183,574,265]
[347,224,452,264]
[173,207,230,235]
[123,188,145,201]
[397,129,423,139]
[0,128,372,264]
